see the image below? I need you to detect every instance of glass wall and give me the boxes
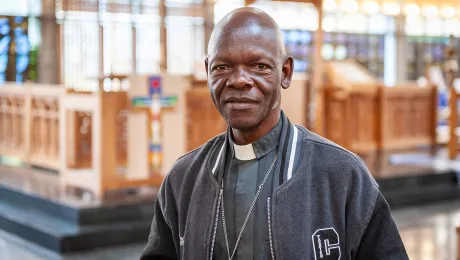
[406,14,460,80]
[166,16,204,74]
[213,0,392,78]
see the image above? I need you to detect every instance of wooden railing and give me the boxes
[457,227,460,260]
[0,87,27,160]
[323,83,437,156]
[0,83,65,169]
[379,84,437,151]
[186,88,226,151]
[324,85,378,155]
[449,86,460,160]
[59,91,143,198]
[0,83,157,198]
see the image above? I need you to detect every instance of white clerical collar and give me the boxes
[233,143,256,161]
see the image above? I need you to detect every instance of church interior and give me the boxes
[1,0,460,259]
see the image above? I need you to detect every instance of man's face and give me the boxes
[206,26,286,131]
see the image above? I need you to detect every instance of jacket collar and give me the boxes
[228,117,282,161]
[210,111,299,185]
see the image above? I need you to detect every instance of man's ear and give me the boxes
[205,57,209,76]
[281,56,294,89]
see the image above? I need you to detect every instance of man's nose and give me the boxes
[226,66,253,89]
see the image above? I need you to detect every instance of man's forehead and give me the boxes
[210,26,279,54]
[207,8,286,60]
[218,18,269,34]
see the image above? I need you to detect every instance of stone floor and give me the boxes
[395,200,460,260]
[0,200,459,260]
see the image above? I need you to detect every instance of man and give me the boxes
[141,7,408,260]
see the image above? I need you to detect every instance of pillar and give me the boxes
[310,0,324,135]
[394,14,407,84]
[38,0,58,84]
[203,0,214,55]
[159,0,167,72]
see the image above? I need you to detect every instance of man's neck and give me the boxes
[231,111,281,145]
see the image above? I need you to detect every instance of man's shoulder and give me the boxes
[298,125,363,164]
[298,126,377,187]
[168,133,225,177]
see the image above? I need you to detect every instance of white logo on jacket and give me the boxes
[312,228,341,260]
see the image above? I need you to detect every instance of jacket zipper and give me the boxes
[209,188,223,260]
[267,197,275,260]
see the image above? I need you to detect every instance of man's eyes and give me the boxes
[216,65,229,71]
[212,63,270,72]
[253,64,268,70]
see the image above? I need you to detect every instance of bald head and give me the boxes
[208,7,286,59]
[205,7,293,139]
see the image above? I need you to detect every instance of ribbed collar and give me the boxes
[228,117,282,161]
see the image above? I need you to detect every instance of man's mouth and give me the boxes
[223,97,257,110]
[224,97,257,103]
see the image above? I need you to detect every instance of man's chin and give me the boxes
[225,117,259,132]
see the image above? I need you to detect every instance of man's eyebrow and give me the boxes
[246,53,275,64]
[244,50,278,66]
[209,56,232,65]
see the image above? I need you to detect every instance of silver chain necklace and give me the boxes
[219,152,278,260]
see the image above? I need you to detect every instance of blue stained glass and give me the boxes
[0,17,8,80]
[16,55,29,73]
[0,19,9,35]
[324,32,333,43]
[14,34,30,55]
[14,16,24,24]
[16,73,23,82]
[0,55,8,72]
[12,16,30,82]
[288,30,299,43]
[0,36,10,54]
[293,59,307,71]
[281,30,287,43]
[299,31,311,44]
[14,27,24,34]
[336,33,346,44]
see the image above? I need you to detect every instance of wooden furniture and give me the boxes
[186,88,226,151]
[59,91,139,198]
[0,75,193,198]
[0,83,65,170]
[321,60,437,167]
[457,227,460,260]
[322,60,380,164]
[449,86,459,160]
[379,85,437,152]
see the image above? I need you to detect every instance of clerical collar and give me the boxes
[229,118,282,161]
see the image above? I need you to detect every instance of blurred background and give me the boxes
[1,0,460,259]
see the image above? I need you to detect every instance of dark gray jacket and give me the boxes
[140,119,408,260]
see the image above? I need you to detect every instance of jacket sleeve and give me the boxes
[354,192,409,260]
[140,176,178,260]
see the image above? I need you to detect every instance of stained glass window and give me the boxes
[0,18,10,83]
[13,16,30,83]
[0,15,32,84]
